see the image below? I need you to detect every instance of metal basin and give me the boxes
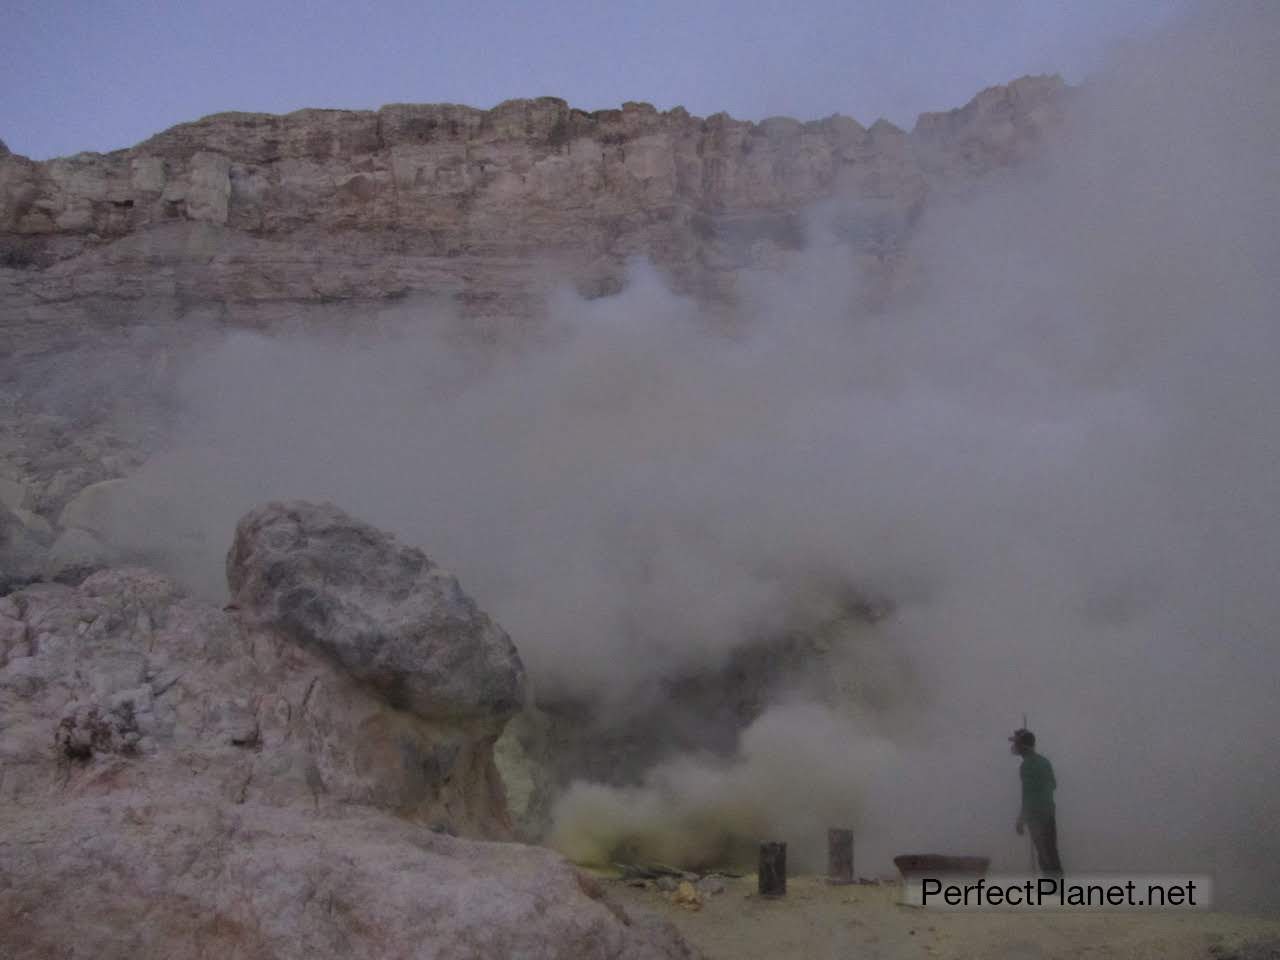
[893,854,990,880]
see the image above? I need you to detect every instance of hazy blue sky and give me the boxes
[3,0,1192,160]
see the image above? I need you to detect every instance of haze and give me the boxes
[7,0,1277,915]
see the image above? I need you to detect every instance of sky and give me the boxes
[3,0,1193,160]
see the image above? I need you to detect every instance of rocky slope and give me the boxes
[0,501,696,958]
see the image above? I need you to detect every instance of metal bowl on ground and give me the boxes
[893,854,991,880]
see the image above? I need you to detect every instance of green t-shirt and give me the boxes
[1020,752,1057,819]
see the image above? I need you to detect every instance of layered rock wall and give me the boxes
[0,77,1065,321]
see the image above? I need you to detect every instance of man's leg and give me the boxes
[1029,816,1063,875]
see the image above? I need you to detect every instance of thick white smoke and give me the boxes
[88,2,1280,908]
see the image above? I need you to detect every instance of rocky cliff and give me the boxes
[0,75,1064,327]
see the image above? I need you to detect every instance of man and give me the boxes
[1010,728,1062,875]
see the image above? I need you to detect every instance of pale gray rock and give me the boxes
[227,500,527,727]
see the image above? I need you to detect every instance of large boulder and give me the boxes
[0,506,697,959]
[228,500,526,727]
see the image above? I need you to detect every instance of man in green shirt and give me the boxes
[1010,728,1062,875]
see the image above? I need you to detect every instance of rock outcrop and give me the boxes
[0,504,695,959]
[0,79,1064,253]
[912,74,1069,185]
[0,78,1066,330]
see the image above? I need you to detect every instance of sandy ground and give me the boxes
[608,873,1280,960]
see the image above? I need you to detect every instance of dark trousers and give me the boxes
[1028,815,1063,874]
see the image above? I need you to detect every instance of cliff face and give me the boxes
[0,76,1064,323]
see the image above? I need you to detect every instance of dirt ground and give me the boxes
[608,873,1280,960]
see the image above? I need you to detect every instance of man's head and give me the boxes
[1009,728,1036,756]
